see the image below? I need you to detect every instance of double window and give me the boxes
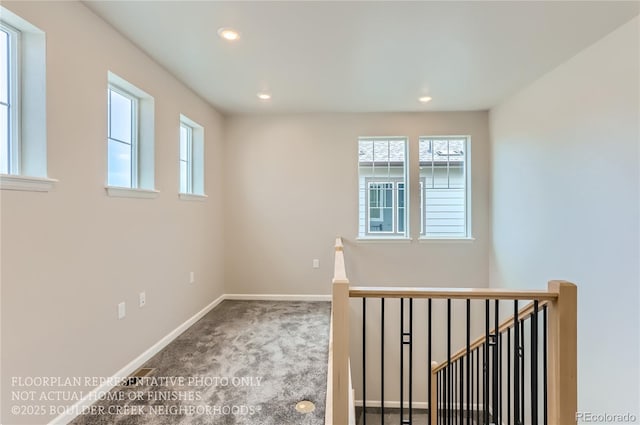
[358,136,470,239]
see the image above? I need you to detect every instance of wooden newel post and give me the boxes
[430,361,438,425]
[548,280,577,425]
[332,238,350,425]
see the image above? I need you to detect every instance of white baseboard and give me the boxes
[50,294,225,425]
[225,293,331,302]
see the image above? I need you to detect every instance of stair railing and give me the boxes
[329,236,577,425]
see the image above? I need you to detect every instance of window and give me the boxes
[0,22,18,175]
[178,114,205,199]
[0,8,50,192]
[179,123,192,193]
[358,137,408,237]
[420,136,470,238]
[107,86,137,188]
[106,72,155,197]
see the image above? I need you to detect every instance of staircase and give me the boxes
[326,237,577,425]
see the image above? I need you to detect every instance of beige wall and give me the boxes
[224,112,491,406]
[223,112,491,294]
[490,17,639,417]
[0,2,225,423]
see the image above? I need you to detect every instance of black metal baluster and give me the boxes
[363,298,367,425]
[400,298,404,424]
[447,299,452,425]
[531,301,539,425]
[484,300,489,425]
[459,358,463,424]
[476,347,479,424]
[439,370,443,425]
[513,301,520,425]
[428,298,433,424]
[381,298,385,425]
[543,305,548,425]
[466,299,471,425]
[409,298,413,425]
[507,327,511,425]
[520,320,525,424]
[470,348,474,425]
[499,332,503,423]
[454,360,458,425]
[493,300,499,425]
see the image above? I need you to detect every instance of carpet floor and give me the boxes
[71,300,331,425]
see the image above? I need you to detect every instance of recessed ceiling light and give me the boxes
[218,28,240,41]
[257,93,271,101]
[419,96,432,103]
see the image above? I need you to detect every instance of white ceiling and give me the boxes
[84,1,639,115]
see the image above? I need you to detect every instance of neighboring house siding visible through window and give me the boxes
[358,137,408,238]
[420,136,470,238]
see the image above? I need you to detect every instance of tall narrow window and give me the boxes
[179,122,193,193]
[107,86,138,188]
[106,71,155,197]
[0,22,18,175]
[358,137,408,238]
[420,136,470,238]
[0,7,50,192]
[178,114,205,198]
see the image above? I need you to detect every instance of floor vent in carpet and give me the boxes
[122,368,155,386]
[295,400,315,413]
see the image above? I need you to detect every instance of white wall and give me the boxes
[0,2,225,423]
[224,112,491,294]
[490,16,639,417]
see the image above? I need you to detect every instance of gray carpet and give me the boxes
[71,300,331,425]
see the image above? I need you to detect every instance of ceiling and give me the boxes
[83,1,639,115]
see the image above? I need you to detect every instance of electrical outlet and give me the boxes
[312,259,320,269]
[118,302,126,319]
[189,271,195,284]
[139,292,146,308]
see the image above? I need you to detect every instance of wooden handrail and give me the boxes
[333,237,348,284]
[432,299,550,373]
[331,237,350,425]
[350,286,558,301]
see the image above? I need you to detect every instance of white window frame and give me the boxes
[178,114,206,200]
[367,181,395,234]
[419,136,472,240]
[105,71,157,198]
[179,122,193,194]
[0,21,19,175]
[358,137,409,239]
[107,84,139,188]
[0,7,54,192]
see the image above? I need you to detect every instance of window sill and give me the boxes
[0,174,58,192]
[419,237,475,243]
[179,193,208,201]
[106,186,159,199]
[356,237,413,244]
